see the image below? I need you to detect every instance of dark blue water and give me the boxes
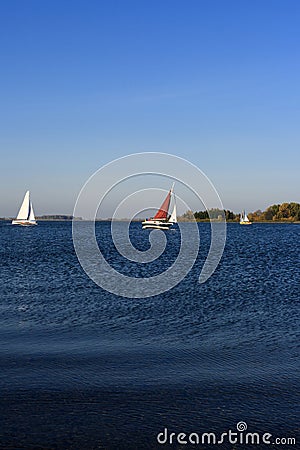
[0,221,299,449]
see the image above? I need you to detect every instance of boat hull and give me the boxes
[240,221,252,225]
[12,220,37,226]
[142,220,173,230]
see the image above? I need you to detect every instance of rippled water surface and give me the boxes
[0,221,299,449]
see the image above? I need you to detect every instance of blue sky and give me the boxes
[1,0,299,216]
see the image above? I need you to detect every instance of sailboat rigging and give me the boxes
[12,191,37,226]
[142,184,177,230]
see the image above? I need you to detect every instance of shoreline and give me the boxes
[1,218,298,224]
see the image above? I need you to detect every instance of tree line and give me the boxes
[248,202,300,222]
[179,202,300,222]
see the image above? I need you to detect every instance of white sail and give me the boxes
[29,202,36,222]
[244,213,249,222]
[169,198,177,223]
[16,191,30,220]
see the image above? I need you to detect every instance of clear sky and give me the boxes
[1,0,299,217]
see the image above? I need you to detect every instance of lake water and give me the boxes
[0,221,299,449]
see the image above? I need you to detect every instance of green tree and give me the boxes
[194,210,209,220]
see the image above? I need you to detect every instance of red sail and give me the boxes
[153,190,171,220]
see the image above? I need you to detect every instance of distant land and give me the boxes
[1,202,299,222]
[0,215,81,221]
[190,202,300,223]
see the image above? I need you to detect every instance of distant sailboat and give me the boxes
[12,191,37,226]
[142,184,177,230]
[240,210,252,225]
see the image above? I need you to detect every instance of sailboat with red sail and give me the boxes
[142,184,177,230]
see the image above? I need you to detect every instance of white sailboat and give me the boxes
[142,184,177,230]
[240,210,252,225]
[12,191,37,226]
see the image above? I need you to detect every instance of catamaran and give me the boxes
[240,210,252,225]
[12,191,37,226]
[142,184,177,230]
